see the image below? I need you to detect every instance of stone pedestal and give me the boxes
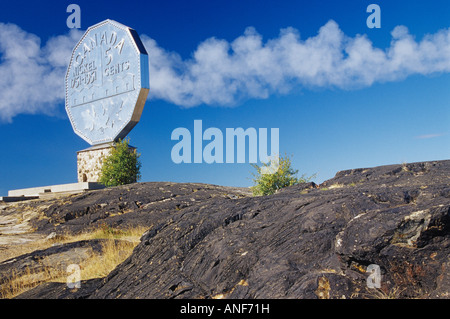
[77,143,114,183]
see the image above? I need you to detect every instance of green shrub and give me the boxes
[250,154,315,196]
[99,138,142,187]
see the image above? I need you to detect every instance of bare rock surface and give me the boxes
[3,160,449,299]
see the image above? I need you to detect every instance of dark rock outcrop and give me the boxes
[10,160,450,299]
[14,279,102,299]
[31,182,251,235]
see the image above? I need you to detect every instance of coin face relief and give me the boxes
[65,19,149,145]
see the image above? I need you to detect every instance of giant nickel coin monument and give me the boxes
[66,19,149,183]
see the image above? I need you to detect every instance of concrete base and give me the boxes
[6,182,105,199]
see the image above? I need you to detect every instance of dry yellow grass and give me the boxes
[0,225,147,299]
[1,265,66,299]
[79,239,137,280]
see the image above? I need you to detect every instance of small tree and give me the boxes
[99,138,142,187]
[251,154,314,196]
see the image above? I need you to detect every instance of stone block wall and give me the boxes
[77,144,114,183]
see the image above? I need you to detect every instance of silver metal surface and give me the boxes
[65,19,149,145]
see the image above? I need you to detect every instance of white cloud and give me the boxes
[0,23,82,122]
[0,20,450,121]
[145,20,450,106]
[415,133,447,139]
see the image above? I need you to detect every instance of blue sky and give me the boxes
[0,0,449,196]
